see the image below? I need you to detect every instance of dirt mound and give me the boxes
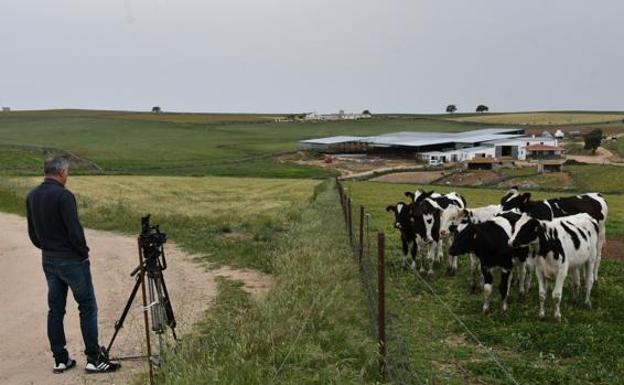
[0,213,271,385]
[371,171,444,184]
[605,236,624,262]
[437,170,503,186]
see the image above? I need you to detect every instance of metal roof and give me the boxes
[298,128,526,148]
[299,136,364,144]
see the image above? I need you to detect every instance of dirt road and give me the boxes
[0,213,271,385]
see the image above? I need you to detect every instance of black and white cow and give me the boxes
[501,187,608,282]
[508,213,600,321]
[449,212,529,313]
[386,202,423,271]
[443,204,502,291]
[405,190,467,274]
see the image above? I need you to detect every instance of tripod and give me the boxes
[107,217,177,385]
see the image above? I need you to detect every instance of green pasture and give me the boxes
[345,180,624,385]
[346,181,624,237]
[0,109,475,178]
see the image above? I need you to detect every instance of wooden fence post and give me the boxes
[377,232,386,377]
[358,205,364,264]
[347,197,353,246]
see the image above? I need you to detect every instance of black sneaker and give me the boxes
[53,357,76,373]
[85,346,121,373]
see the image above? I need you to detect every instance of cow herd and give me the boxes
[386,187,608,321]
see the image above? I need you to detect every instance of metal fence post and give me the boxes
[347,197,353,246]
[358,206,364,264]
[377,232,386,377]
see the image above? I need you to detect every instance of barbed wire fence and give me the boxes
[335,178,521,385]
[336,178,418,384]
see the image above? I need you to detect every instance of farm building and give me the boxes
[297,127,564,165]
[526,144,565,159]
[537,159,565,173]
[465,157,502,170]
[297,136,367,153]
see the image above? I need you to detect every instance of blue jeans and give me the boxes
[42,257,99,361]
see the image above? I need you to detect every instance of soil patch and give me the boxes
[436,170,503,186]
[371,171,444,184]
[605,236,624,261]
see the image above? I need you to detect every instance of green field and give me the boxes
[345,180,624,385]
[0,110,477,178]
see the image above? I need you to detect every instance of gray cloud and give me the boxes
[1,0,622,113]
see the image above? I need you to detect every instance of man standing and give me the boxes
[26,155,120,374]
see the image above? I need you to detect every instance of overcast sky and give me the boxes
[2,0,623,113]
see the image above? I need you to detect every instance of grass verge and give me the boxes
[155,181,380,384]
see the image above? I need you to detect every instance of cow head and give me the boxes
[404,190,434,204]
[501,188,532,212]
[412,199,440,244]
[387,202,418,255]
[508,213,544,248]
[439,207,468,237]
[448,222,477,256]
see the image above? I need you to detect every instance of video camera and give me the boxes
[135,215,168,273]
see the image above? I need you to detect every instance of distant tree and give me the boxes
[151,106,161,113]
[584,128,603,154]
[362,109,372,116]
[446,104,457,113]
[476,104,489,113]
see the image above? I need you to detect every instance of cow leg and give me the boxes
[570,267,581,304]
[481,267,494,314]
[525,261,534,293]
[595,222,606,284]
[535,265,547,319]
[426,243,436,276]
[470,254,481,294]
[552,264,568,323]
[401,238,410,270]
[584,258,596,309]
[500,269,513,312]
[517,260,527,296]
[409,242,418,272]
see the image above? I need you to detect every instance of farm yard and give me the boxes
[0,110,623,385]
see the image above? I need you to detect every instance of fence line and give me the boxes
[335,178,522,385]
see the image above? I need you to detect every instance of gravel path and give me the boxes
[0,213,271,385]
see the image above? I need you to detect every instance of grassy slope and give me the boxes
[346,180,624,385]
[1,176,318,272]
[157,182,379,384]
[0,110,475,178]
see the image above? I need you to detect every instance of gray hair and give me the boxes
[44,155,70,176]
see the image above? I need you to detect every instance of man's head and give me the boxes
[44,155,70,185]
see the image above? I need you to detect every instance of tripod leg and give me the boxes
[157,272,178,340]
[139,239,154,385]
[107,275,143,354]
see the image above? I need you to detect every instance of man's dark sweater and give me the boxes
[26,178,89,260]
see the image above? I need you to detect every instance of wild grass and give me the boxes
[345,180,624,385]
[448,112,624,126]
[1,176,318,272]
[567,165,624,194]
[155,182,380,385]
